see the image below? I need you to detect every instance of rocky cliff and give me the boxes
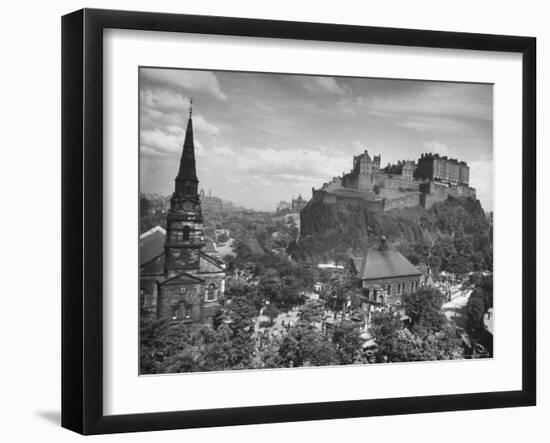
[291,192,492,273]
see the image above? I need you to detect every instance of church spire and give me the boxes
[175,100,198,196]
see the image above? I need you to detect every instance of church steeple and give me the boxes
[164,100,204,277]
[175,100,198,197]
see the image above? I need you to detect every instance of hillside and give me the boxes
[291,194,492,274]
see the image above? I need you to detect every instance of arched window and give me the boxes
[182,226,190,241]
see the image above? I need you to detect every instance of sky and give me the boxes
[139,68,493,212]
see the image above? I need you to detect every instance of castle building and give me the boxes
[313,148,475,212]
[416,153,470,186]
[346,236,422,308]
[342,150,381,191]
[139,104,225,325]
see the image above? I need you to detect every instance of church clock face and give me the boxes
[183,201,193,211]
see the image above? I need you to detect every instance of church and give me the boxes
[140,103,226,325]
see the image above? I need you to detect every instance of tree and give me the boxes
[332,321,362,364]
[403,287,446,332]
[323,273,358,315]
[278,326,338,367]
[466,288,486,336]
[370,311,462,363]
[300,301,324,324]
[263,303,280,325]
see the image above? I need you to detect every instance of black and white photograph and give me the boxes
[139,67,494,374]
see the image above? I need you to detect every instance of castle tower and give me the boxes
[358,150,374,191]
[164,102,205,277]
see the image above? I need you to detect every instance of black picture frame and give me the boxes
[61,8,536,435]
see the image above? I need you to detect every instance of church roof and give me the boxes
[139,226,166,266]
[352,243,421,281]
[159,270,205,286]
[199,252,225,272]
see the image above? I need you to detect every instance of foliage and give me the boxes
[299,301,324,324]
[369,311,462,363]
[278,326,338,367]
[139,292,259,373]
[403,287,446,332]
[263,303,281,324]
[332,321,362,364]
[323,273,359,314]
[465,288,487,336]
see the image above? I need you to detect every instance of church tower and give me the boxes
[164,101,205,277]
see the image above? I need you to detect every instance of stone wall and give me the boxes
[419,181,476,209]
[374,174,419,191]
[157,281,204,322]
[383,192,422,211]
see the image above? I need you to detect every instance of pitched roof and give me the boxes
[139,226,166,266]
[199,252,226,272]
[159,270,205,286]
[354,248,421,281]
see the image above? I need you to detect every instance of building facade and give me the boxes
[416,153,470,186]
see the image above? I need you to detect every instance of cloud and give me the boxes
[140,129,205,157]
[421,141,451,156]
[208,145,349,183]
[361,83,492,122]
[468,158,493,211]
[141,89,190,112]
[141,69,227,101]
[140,129,184,155]
[304,77,351,96]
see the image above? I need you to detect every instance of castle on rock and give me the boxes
[313,149,476,212]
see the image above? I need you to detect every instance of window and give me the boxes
[172,306,179,320]
[386,284,392,295]
[206,283,217,301]
[184,304,192,319]
[180,287,186,296]
[397,283,402,295]
[182,226,190,241]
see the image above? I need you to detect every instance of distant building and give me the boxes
[139,104,225,325]
[200,188,223,214]
[291,194,308,212]
[276,200,292,214]
[346,236,422,308]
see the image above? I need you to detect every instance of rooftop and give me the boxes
[352,240,421,280]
